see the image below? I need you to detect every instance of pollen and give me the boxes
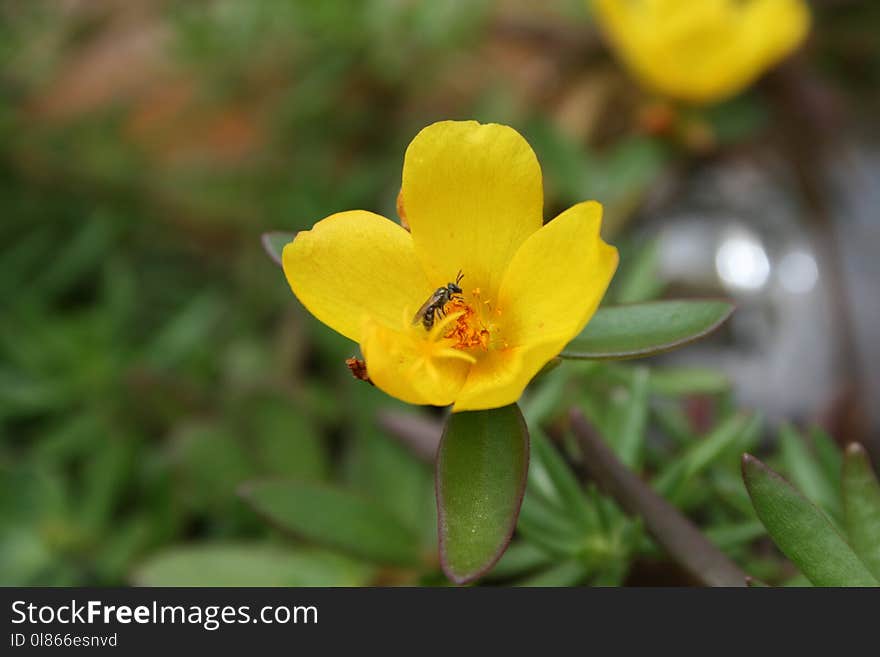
[442,289,498,352]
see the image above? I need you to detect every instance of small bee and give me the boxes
[413,271,464,330]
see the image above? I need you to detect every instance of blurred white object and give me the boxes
[778,249,819,295]
[715,227,771,293]
[644,157,835,421]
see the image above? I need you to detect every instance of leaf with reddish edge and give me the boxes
[436,404,530,585]
[742,453,878,587]
[842,443,880,581]
[560,300,734,360]
[261,232,296,267]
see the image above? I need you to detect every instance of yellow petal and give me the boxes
[282,210,432,343]
[454,201,617,412]
[740,0,811,74]
[594,0,810,104]
[361,318,472,407]
[451,346,535,412]
[499,201,618,347]
[401,120,543,298]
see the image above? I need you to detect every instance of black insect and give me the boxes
[413,271,464,330]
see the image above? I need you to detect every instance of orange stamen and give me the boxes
[442,290,499,352]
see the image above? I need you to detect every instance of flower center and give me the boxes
[441,288,504,352]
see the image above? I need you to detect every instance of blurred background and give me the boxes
[2,0,878,586]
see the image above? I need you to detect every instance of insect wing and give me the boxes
[412,289,445,325]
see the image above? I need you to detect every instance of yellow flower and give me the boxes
[282,121,618,411]
[592,0,811,104]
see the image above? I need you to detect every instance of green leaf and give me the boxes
[240,481,423,566]
[529,429,596,530]
[514,559,589,587]
[486,542,554,580]
[654,412,760,503]
[560,300,734,360]
[782,573,813,587]
[778,424,841,523]
[742,454,878,587]
[811,427,842,493]
[0,465,67,585]
[517,491,589,557]
[144,292,224,370]
[651,401,697,446]
[174,423,256,513]
[704,521,766,551]
[842,444,880,581]
[79,433,135,532]
[133,543,372,586]
[646,367,730,396]
[701,93,769,145]
[260,232,296,266]
[249,397,328,481]
[612,240,665,304]
[607,366,650,468]
[345,424,435,547]
[521,361,569,426]
[604,363,730,397]
[436,404,529,584]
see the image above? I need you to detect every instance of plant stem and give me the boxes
[569,408,748,587]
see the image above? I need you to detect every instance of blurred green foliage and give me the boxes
[2,0,878,586]
[0,0,492,586]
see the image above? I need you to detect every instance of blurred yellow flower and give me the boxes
[282,121,618,411]
[592,0,811,104]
